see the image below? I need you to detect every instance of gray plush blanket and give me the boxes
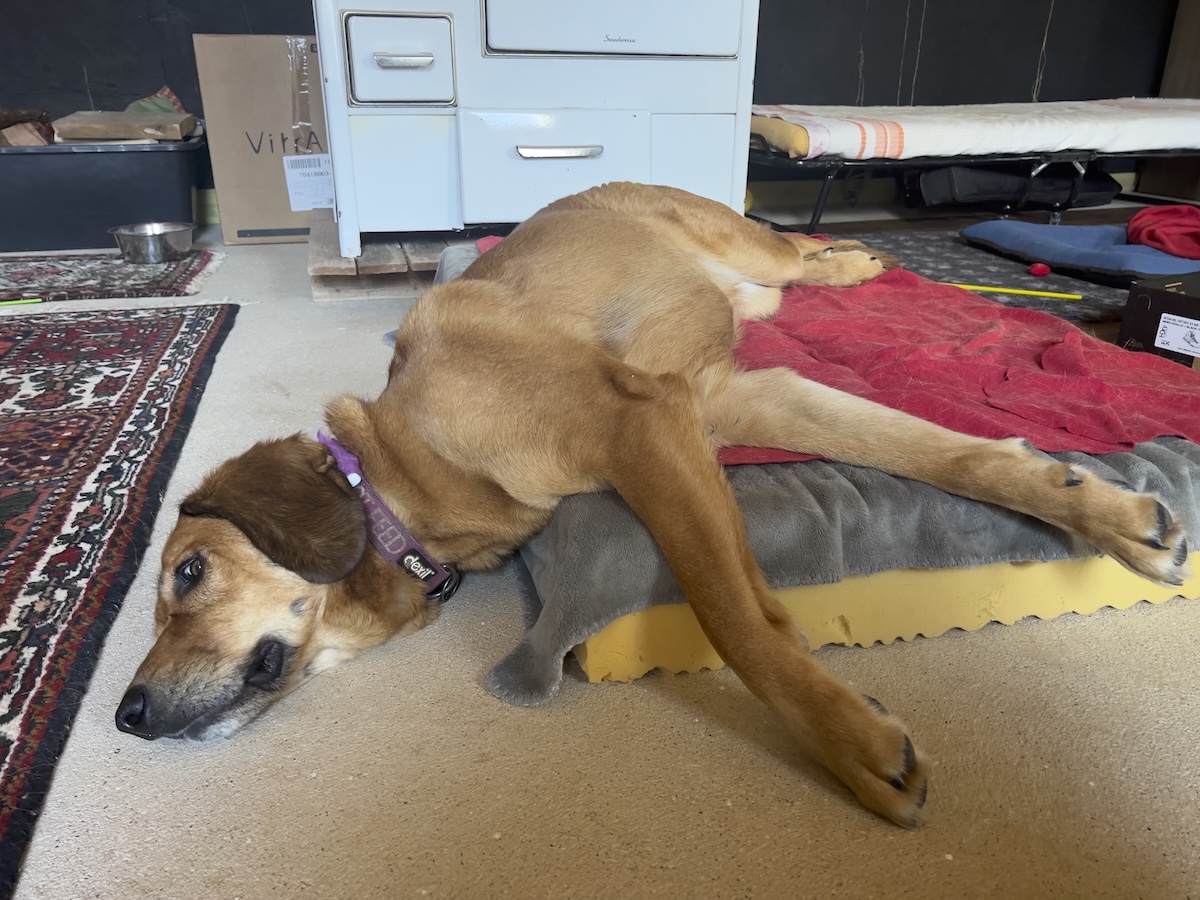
[491,439,1200,706]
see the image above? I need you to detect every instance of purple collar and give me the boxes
[318,431,460,601]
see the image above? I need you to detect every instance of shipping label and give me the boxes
[282,153,334,211]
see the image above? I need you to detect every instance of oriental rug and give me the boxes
[0,251,223,303]
[0,303,237,895]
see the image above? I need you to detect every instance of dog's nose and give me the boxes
[115,685,160,739]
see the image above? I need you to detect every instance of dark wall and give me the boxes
[0,0,316,120]
[0,0,1178,119]
[755,0,1179,105]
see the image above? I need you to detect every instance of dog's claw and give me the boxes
[890,734,918,791]
[915,780,929,809]
[1156,502,1173,540]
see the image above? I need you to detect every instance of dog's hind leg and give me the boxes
[645,187,893,290]
[689,218,890,299]
[700,364,1190,587]
[598,367,931,828]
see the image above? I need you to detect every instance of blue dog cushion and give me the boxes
[962,220,1200,287]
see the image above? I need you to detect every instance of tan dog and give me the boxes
[117,182,1189,827]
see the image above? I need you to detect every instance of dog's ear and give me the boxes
[180,434,367,584]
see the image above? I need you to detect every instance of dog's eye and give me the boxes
[174,555,205,595]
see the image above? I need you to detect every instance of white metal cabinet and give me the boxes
[459,110,651,222]
[650,115,737,202]
[313,0,760,258]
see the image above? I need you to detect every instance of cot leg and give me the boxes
[1052,159,1089,225]
[1012,158,1050,216]
[806,164,842,234]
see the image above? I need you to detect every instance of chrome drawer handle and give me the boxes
[516,145,604,159]
[373,52,435,69]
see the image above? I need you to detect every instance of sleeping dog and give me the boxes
[116,182,1189,827]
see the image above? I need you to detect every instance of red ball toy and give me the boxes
[1029,263,1051,277]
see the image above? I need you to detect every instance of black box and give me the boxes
[920,163,1121,209]
[0,137,203,252]
[1118,273,1200,370]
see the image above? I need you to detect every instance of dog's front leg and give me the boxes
[601,372,930,827]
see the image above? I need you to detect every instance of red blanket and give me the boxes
[1128,205,1200,260]
[474,237,1200,465]
[721,268,1200,465]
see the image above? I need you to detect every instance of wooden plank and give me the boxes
[306,209,357,276]
[401,238,447,272]
[51,111,196,141]
[54,136,158,145]
[357,240,409,275]
[310,271,434,303]
[0,122,50,146]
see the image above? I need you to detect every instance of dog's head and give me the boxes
[115,435,436,742]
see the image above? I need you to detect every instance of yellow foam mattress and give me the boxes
[575,553,1199,682]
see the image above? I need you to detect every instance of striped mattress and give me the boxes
[750,97,1200,161]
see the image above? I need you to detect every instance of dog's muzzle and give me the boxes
[116,638,291,740]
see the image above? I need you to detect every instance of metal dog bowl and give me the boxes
[108,222,196,264]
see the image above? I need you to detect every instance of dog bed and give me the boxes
[961,220,1200,288]
[431,246,1200,707]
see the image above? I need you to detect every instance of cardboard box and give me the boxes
[1118,273,1200,370]
[194,34,332,244]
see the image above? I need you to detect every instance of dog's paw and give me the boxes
[868,248,901,271]
[817,692,931,828]
[799,240,890,287]
[1104,493,1190,586]
[1092,488,1189,586]
[1048,462,1190,587]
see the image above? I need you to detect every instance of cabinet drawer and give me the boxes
[459,110,650,223]
[346,15,454,104]
[350,115,461,232]
[486,0,743,57]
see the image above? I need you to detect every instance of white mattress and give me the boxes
[751,98,1200,161]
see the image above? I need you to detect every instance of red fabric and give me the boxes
[472,234,1200,466]
[1127,205,1200,260]
[719,267,1200,465]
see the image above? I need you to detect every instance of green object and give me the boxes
[0,298,44,306]
[125,96,180,115]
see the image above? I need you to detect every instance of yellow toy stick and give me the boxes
[940,283,1083,300]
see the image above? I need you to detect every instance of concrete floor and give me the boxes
[8,223,1200,899]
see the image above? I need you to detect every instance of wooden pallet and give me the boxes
[307,209,475,302]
